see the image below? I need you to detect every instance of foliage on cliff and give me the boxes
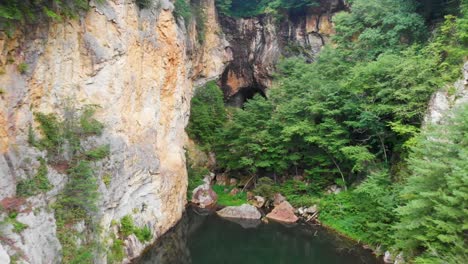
[0,0,92,23]
[187,81,227,150]
[28,104,109,263]
[216,0,318,17]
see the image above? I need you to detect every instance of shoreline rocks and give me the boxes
[216,204,262,220]
[266,201,299,224]
[191,184,218,209]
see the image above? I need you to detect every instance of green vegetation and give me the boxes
[28,104,108,263]
[102,174,112,188]
[107,238,125,264]
[394,105,468,263]
[119,215,153,242]
[187,0,468,262]
[212,185,248,206]
[187,162,208,198]
[85,145,110,160]
[136,0,152,9]
[216,0,318,17]
[0,0,104,34]
[17,62,28,74]
[16,158,52,197]
[187,81,227,150]
[173,0,192,22]
[1,212,29,233]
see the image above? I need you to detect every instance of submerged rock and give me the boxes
[266,201,299,224]
[192,184,218,209]
[222,217,262,229]
[216,204,262,220]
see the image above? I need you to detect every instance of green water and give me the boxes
[136,207,382,264]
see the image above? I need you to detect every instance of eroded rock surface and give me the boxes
[219,0,346,106]
[425,62,468,124]
[0,0,227,262]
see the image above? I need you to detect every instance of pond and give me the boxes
[135,206,382,264]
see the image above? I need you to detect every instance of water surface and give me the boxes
[136,207,381,264]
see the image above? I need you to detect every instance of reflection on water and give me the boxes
[135,207,381,264]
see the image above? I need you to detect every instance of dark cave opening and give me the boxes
[226,86,266,108]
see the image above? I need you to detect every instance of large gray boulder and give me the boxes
[216,204,262,220]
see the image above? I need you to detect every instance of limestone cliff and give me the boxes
[219,0,346,106]
[0,0,227,263]
[425,62,468,125]
[0,0,346,263]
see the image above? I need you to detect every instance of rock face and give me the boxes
[0,0,227,263]
[216,204,262,220]
[266,201,299,224]
[218,0,346,106]
[425,62,468,125]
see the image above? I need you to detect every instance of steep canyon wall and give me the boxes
[0,0,347,263]
[0,0,227,263]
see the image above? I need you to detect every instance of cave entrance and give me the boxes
[226,86,266,108]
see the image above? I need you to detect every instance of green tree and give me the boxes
[187,81,227,150]
[333,0,426,60]
[394,105,468,263]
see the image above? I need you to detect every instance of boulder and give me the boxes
[383,251,394,263]
[250,196,265,208]
[326,185,342,195]
[266,201,298,224]
[202,173,215,184]
[229,178,238,186]
[229,188,240,196]
[215,174,228,186]
[191,184,218,209]
[395,252,405,264]
[304,205,318,214]
[216,204,262,220]
[273,193,286,207]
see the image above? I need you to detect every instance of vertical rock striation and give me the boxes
[0,0,227,263]
[218,0,346,106]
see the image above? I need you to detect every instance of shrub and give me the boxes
[17,63,28,74]
[136,0,152,9]
[119,215,153,242]
[2,212,29,233]
[16,158,52,197]
[120,215,135,237]
[187,81,227,150]
[107,238,125,263]
[134,226,152,242]
[253,177,278,201]
[85,145,110,160]
[173,0,192,22]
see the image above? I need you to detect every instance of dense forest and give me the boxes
[188,0,468,262]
